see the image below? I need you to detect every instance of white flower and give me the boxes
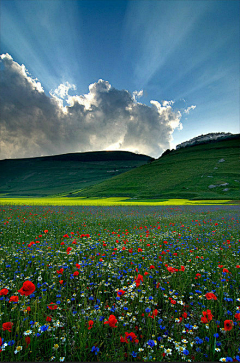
[14,346,22,354]
[60,358,65,362]
[23,330,32,336]
[164,348,172,355]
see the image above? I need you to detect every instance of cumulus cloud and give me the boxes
[51,82,76,99]
[0,54,189,159]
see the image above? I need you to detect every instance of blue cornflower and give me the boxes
[132,351,137,358]
[147,340,155,347]
[40,325,49,332]
[149,296,153,300]
[195,337,203,344]
[216,342,221,347]
[235,356,240,362]
[205,337,209,342]
[145,308,151,313]
[94,305,99,310]
[99,316,105,322]
[157,336,163,341]
[8,340,15,346]
[213,333,219,338]
[91,346,99,355]
[226,358,233,362]
[123,307,128,311]
[183,349,189,355]
[89,296,94,301]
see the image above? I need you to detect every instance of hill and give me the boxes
[74,135,240,200]
[0,151,153,197]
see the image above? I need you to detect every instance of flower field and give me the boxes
[0,204,239,362]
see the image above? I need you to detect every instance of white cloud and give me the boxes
[51,81,76,99]
[184,105,196,114]
[0,54,186,159]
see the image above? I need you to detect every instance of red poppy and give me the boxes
[224,320,233,331]
[44,230,48,233]
[148,309,158,319]
[120,331,138,343]
[2,322,13,332]
[47,302,58,310]
[73,271,79,276]
[180,266,185,271]
[18,281,35,296]
[223,268,230,274]
[25,336,30,347]
[9,295,19,303]
[149,265,155,269]
[117,290,125,297]
[88,320,94,330]
[205,292,217,300]
[135,274,143,287]
[46,316,52,322]
[76,263,81,269]
[201,309,213,323]
[138,248,142,252]
[0,289,9,296]
[201,316,208,324]
[59,280,63,284]
[104,315,117,328]
[235,313,240,321]
[66,247,72,254]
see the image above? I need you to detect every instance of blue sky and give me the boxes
[0,0,239,159]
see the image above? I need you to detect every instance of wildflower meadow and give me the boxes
[0,204,239,362]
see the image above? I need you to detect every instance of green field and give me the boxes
[0,151,153,197]
[0,204,239,362]
[75,136,240,200]
[0,136,239,201]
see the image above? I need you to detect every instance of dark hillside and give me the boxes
[0,151,153,197]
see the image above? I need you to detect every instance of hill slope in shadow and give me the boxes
[0,151,153,197]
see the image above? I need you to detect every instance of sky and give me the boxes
[0,0,239,160]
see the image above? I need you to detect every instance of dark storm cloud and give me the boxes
[0,54,187,159]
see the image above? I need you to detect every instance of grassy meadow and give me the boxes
[0,203,240,362]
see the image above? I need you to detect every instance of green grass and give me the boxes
[76,136,240,200]
[0,151,153,197]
